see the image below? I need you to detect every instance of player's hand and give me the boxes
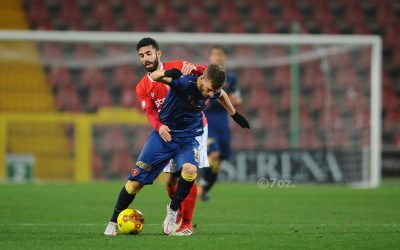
[158,125,172,142]
[231,111,250,129]
[164,68,182,79]
[181,62,196,75]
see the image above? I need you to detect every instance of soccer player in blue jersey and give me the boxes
[200,45,242,201]
[104,64,250,235]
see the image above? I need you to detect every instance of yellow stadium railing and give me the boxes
[0,108,148,182]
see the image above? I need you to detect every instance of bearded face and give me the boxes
[137,45,161,72]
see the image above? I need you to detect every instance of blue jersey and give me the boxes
[159,75,221,138]
[205,72,237,114]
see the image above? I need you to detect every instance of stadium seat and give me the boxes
[92,151,105,179]
[393,133,400,149]
[311,2,334,24]
[155,2,177,26]
[133,125,153,152]
[98,125,128,152]
[343,3,366,27]
[375,5,397,28]
[73,43,96,60]
[258,109,282,130]
[353,111,370,130]
[280,5,304,24]
[100,19,118,31]
[334,68,358,89]
[80,67,107,89]
[48,66,72,88]
[109,149,134,177]
[279,89,291,112]
[55,86,82,112]
[272,67,291,89]
[321,22,340,34]
[391,48,400,68]
[237,67,265,89]
[59,2,82,22]
[300,110,314,131]
[219,5,241,25]
[343,87,368,113]
[226,23,246,33]
[299,130,322,149]
[327,128,351,149]
[249,4,272,24]
[69,19,85,30]
[27,4,50,22]
[41,43,64,61]
[384,110,400,132]
[111,64,136,88]
[309,88,326,113]
[123,2,145,22]
[231,128,256,151]
[247,88,271,111]
[302,67,324,89]
[87,86,113,111]
[91,2,115,25]
[264,130,288,150]
[383,25,400,48]
[120,87,141,109]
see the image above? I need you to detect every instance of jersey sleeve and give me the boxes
[135,80,163,131]
[145,100,163,132]
[166,60,206,76]
[136,80,149,111]
[164,60,184,70]
[193,64,207,75]
[169,76,190,89]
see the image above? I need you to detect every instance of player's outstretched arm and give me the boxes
[217,90,250,129]
[217,89,236,115]
[149,69,182,84]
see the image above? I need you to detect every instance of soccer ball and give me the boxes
[117,208,145,235]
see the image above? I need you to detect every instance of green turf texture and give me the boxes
[0,179,399,249]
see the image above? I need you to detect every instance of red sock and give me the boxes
[166,183,177,200]
[181,182,197,225]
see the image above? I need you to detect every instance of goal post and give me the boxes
[0,31,382,187]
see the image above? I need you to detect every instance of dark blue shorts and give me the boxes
[128,130,200,185]
[206,112,231,160]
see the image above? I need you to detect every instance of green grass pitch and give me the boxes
[0,179,399,249]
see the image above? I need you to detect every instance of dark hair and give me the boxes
[204,64,226,89]
[208,45,227,55]
[136,37,159,51]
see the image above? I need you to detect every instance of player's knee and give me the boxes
[165,173,178,187]
[125,181,144,195]
[182,163,198,181]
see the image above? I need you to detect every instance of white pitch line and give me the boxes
[0,223,399,227]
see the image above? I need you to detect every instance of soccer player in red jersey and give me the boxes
[104,37,207,236]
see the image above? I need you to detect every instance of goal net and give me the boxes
[0,31,381,187]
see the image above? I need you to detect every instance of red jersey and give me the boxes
[136,60,207,131]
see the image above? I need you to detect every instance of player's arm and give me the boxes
[145,101,172,142]
[136,84,172,141]
[181,61,207,75]
[148,69,182,84]
[217,90,250,129]
[217,89,236,115]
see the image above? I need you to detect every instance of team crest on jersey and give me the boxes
[193,148,200,163]
[131,167,140,177]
